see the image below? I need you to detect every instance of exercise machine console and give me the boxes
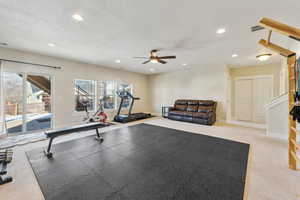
[114,91,151,123]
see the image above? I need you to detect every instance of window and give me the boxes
[75,79,95,112]
[74,80,132,111]
[117,83,133,108]
[98,80,116,109]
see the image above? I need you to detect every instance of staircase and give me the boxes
[265,93,288,140]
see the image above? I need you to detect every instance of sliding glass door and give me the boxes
[3,72,24,134]
[25,75,52,132]
[2,72,52,134]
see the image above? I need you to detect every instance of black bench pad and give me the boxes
[45,122,109,138]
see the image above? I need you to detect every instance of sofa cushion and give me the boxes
[187,100,199,105]
[193,112,209,119]
[174,104,187,111]
[198,106,213,113]
[175,100,188,105]
[184,111,194,117]
[198,100,215,106]
[169,110,185,116]
[187,105,198,112]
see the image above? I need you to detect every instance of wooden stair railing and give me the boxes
[258,18,300,170]
[291,127,300,162]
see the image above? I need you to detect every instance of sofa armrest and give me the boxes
[211,102,217,112]
[207,111,216,125]
[169,107,175,111]
[207,111,215,117]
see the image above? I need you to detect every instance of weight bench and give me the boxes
[44,122,109,158]
[0,149,13,185]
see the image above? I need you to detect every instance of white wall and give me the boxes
[0,47,150,128]
[290,41,300,55]
[279,57,288,95]
[148,64,228,121]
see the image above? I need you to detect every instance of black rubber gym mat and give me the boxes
[26,123,250,200]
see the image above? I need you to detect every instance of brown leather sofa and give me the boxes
[168,99,217,125]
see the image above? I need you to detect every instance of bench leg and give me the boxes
[44,138,54,158]
[95,128,104,142]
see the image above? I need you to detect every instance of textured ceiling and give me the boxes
[0,0,299,74]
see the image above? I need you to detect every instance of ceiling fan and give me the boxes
[133,49,176,64]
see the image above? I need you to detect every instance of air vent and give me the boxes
[251,25,265,32]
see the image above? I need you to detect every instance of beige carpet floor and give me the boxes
[0,117,299,200]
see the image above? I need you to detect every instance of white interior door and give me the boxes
[253,77,273,123]
[235,79,253,121]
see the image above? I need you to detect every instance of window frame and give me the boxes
[73,79,134,113]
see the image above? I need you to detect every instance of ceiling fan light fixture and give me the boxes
[150,59,158,64]
[135,49,176,64]
[256,53,272,61]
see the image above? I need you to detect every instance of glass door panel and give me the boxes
[3,72,24,134]
[25,75,52,132]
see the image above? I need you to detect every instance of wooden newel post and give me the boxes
[288,55,297,170]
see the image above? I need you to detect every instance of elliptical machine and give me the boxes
[114,91,151,123]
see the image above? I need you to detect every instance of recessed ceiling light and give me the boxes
[72,14,84,21]
[150,68,155,72]
[182,63,187,66]
[232,54,238,58]
[48,43,55,47]
[115,60,121,63]
[256,53,272,61]
[216,28,226,34]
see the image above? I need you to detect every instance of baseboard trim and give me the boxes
[266,131,288,141]
[227,120,266,129]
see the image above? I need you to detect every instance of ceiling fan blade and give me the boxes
[142,60,151,64]
[157,56,176,59]
[133,57,148,59]
[158,59,167,64]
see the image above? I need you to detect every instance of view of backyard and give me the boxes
[2,72,52,134]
